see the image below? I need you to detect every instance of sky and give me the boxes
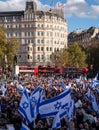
[0,0,99,32]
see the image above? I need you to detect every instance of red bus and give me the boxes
[19,66,38,75]
[38,66,55,74]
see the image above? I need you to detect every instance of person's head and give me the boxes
[36,120,43,128]
[84,122,89,130]
[79,123,84,129]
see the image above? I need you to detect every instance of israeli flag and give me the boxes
[91,93,98,112]
[94,73,98,80]
[18,89,34,124]
[39,89,45,103]
[1,84,6,96]
[85,88,91,101]
[30,87,41,119]
[61,80,66,90]
[68,97,75,122]
[49,78,53,88]
[21,123,30,130]
[39,88,71,118]
[91,80,99,88]
[30,87,40,106]
[16,82,23,92]
[52,112,61,129]
[36,88,45,114]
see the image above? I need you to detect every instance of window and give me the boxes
[28,55,30,59]
[37,55,40,60]
[41,47,44,51]
[25,32,27,36]
[38,47,40,51]
[28,47,30,51]
[46,47,48,51]
[50,47,52,51]
[47,32,49,36]
[7,25,9,28]
[41,24,44,28]
[41,32,44,36]
[15,32,18,37]
[19,33,21,37]
[41,55,44,59]
[38,39,40,43]
[38,32,40,36]
[31,32,34,36]
[50,32,52,36]
[25,39,27,44]
[41,40,44,43]
[47,40,49,43]
[19,24,21,28]
[38,24,40,27]
[31,39,34,43]
[28,39,30,44]
[28,32,30,36]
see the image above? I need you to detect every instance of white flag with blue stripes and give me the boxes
[30,87,40,106]
[18,89,34,124]
[68,97,75,122]
[52,112,61,129]
[91,93,98,112]
[39,89,45,103]
[49,78,53,88]
[61,80,67,90]
[30,87,40,118]
[39,88,71,118]
[21,123,30,130]
[94,73,98,80]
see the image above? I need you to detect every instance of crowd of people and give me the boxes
[0,72,99,130]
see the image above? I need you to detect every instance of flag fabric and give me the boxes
[30,87,40,106]
[91,93,98,112]
[74,78,81,84]
[1,84,6,96]
[91,80,99,88]
[58,2,66,8]
[61,80,67,90]
[49,78,53,88]
[68,97,75,123]
[94,73,98,80]
[18,89,34,124]
[39,89,45,103]
[30,87,40,119]
[52,112,61,129]
[85,88,91,101]
[16,83,24,93]
[21,123,30,130]
[38,88,71,118]
[36,88,45,116]
[75,100,82,108]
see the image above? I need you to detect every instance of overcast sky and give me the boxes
[0,0,99,32]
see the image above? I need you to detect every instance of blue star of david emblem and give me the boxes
[22,101,28,109]
[31,97,37,105]
[61,103,68,110]
[54,102,62,110]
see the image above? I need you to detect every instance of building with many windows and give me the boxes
[0,0,68,66]
[68,26,99,48]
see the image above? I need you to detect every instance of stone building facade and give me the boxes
[68,27,99,48]
[0,0,68,66]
